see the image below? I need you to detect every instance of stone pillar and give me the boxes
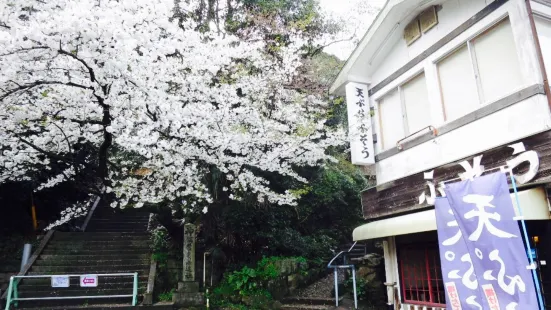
[173,223,204,306]
[183,223,196,282]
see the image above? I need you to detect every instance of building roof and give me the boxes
[329,0,440,95]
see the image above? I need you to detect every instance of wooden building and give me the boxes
[330,0,551,309]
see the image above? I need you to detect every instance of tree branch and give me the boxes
[57,49,97,83]
[18,137,72,165]
[0,81,93,101]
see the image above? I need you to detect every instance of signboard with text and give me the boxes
[80,274,98,287]
[345,82,375,166]
[51,275,70,288]
[435,173,538,309]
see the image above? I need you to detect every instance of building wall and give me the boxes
[366,0,549,186]
[370,0,491,87]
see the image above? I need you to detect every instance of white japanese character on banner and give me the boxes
[483,250,526,295]
[448,253,478,290]
[506,302,518,310]
[442,210,462,246]
[463,194,517,241]
[466,296,482,309]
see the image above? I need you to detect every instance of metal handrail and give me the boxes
[81,186,105,232]
[4,273,138,310]
[327,241,359,309]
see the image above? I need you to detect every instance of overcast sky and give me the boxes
[319,0,386,60]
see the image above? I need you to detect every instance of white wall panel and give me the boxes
[376,95,551,185]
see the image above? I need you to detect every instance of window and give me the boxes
[438,18,523,121]
[379,89,404,150]
[438,45,480,120]
[402,73,431,134]
[399,245,445,306]
[378,73,431,150]
[535,16,551,78]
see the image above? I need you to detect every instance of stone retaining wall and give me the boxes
[266,258,327,300]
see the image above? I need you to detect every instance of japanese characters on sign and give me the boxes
[51,275,70,288]
[345,82,375,166]
[435,172,539,309]
[420,142,539,206]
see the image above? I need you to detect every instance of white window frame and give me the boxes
[434,16,522,121]
[377,71,428,150]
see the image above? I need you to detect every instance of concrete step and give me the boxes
[280,305,331,310]
[282,297,338,306]
[35,258,150,266]
[18,283,147,292]
[52,233,149,241]
[86,229,148,233]
[13,296,139,308]
[18,288,141,298]
[39,254,150,261]
[13,302,173,309]
[46,241,151,248]
[42,249,150,255]
[85,227,149,232]
[30,265,150,273]
[0,263,20,273]
[87,222,149,227]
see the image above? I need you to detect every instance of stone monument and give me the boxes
[173,223,204,306]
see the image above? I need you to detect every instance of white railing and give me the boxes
[327,242,358,309]
[4,273,138,310]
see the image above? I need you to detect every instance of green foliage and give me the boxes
[151,227,170,254]
[158,289,174,302]
[210,256,307,308]
[343,277,369,301]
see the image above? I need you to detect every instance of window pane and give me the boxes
[378,89,404,150]
[399,245,445,306]
[402,73,431,134]
[472,18,523,104]
[438,45,480,121]
[535,16,551,80]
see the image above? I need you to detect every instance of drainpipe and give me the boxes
[525,0,551,110]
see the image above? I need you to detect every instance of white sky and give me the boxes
[319,0,386,60]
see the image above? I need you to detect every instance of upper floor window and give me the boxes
[378,73,431,150]
[438,18,523,121]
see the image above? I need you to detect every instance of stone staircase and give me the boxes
[8,208,157,309]
[279,269,345,310]
[280,296,339,309]
[0,260,19,297]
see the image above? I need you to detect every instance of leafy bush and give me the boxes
[158,289,174,302]
[211,256,307,309]
[151,226,170,254]
[343,277,368,300]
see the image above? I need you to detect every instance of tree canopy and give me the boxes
[0,0,348,224]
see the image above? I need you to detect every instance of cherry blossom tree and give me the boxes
[0,0,345,220]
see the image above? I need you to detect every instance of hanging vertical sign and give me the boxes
[345,82,375,166]
[435,172,539,309]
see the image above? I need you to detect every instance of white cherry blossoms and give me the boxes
[0,0,346,216]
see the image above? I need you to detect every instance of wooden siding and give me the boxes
[362,130,551,219]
